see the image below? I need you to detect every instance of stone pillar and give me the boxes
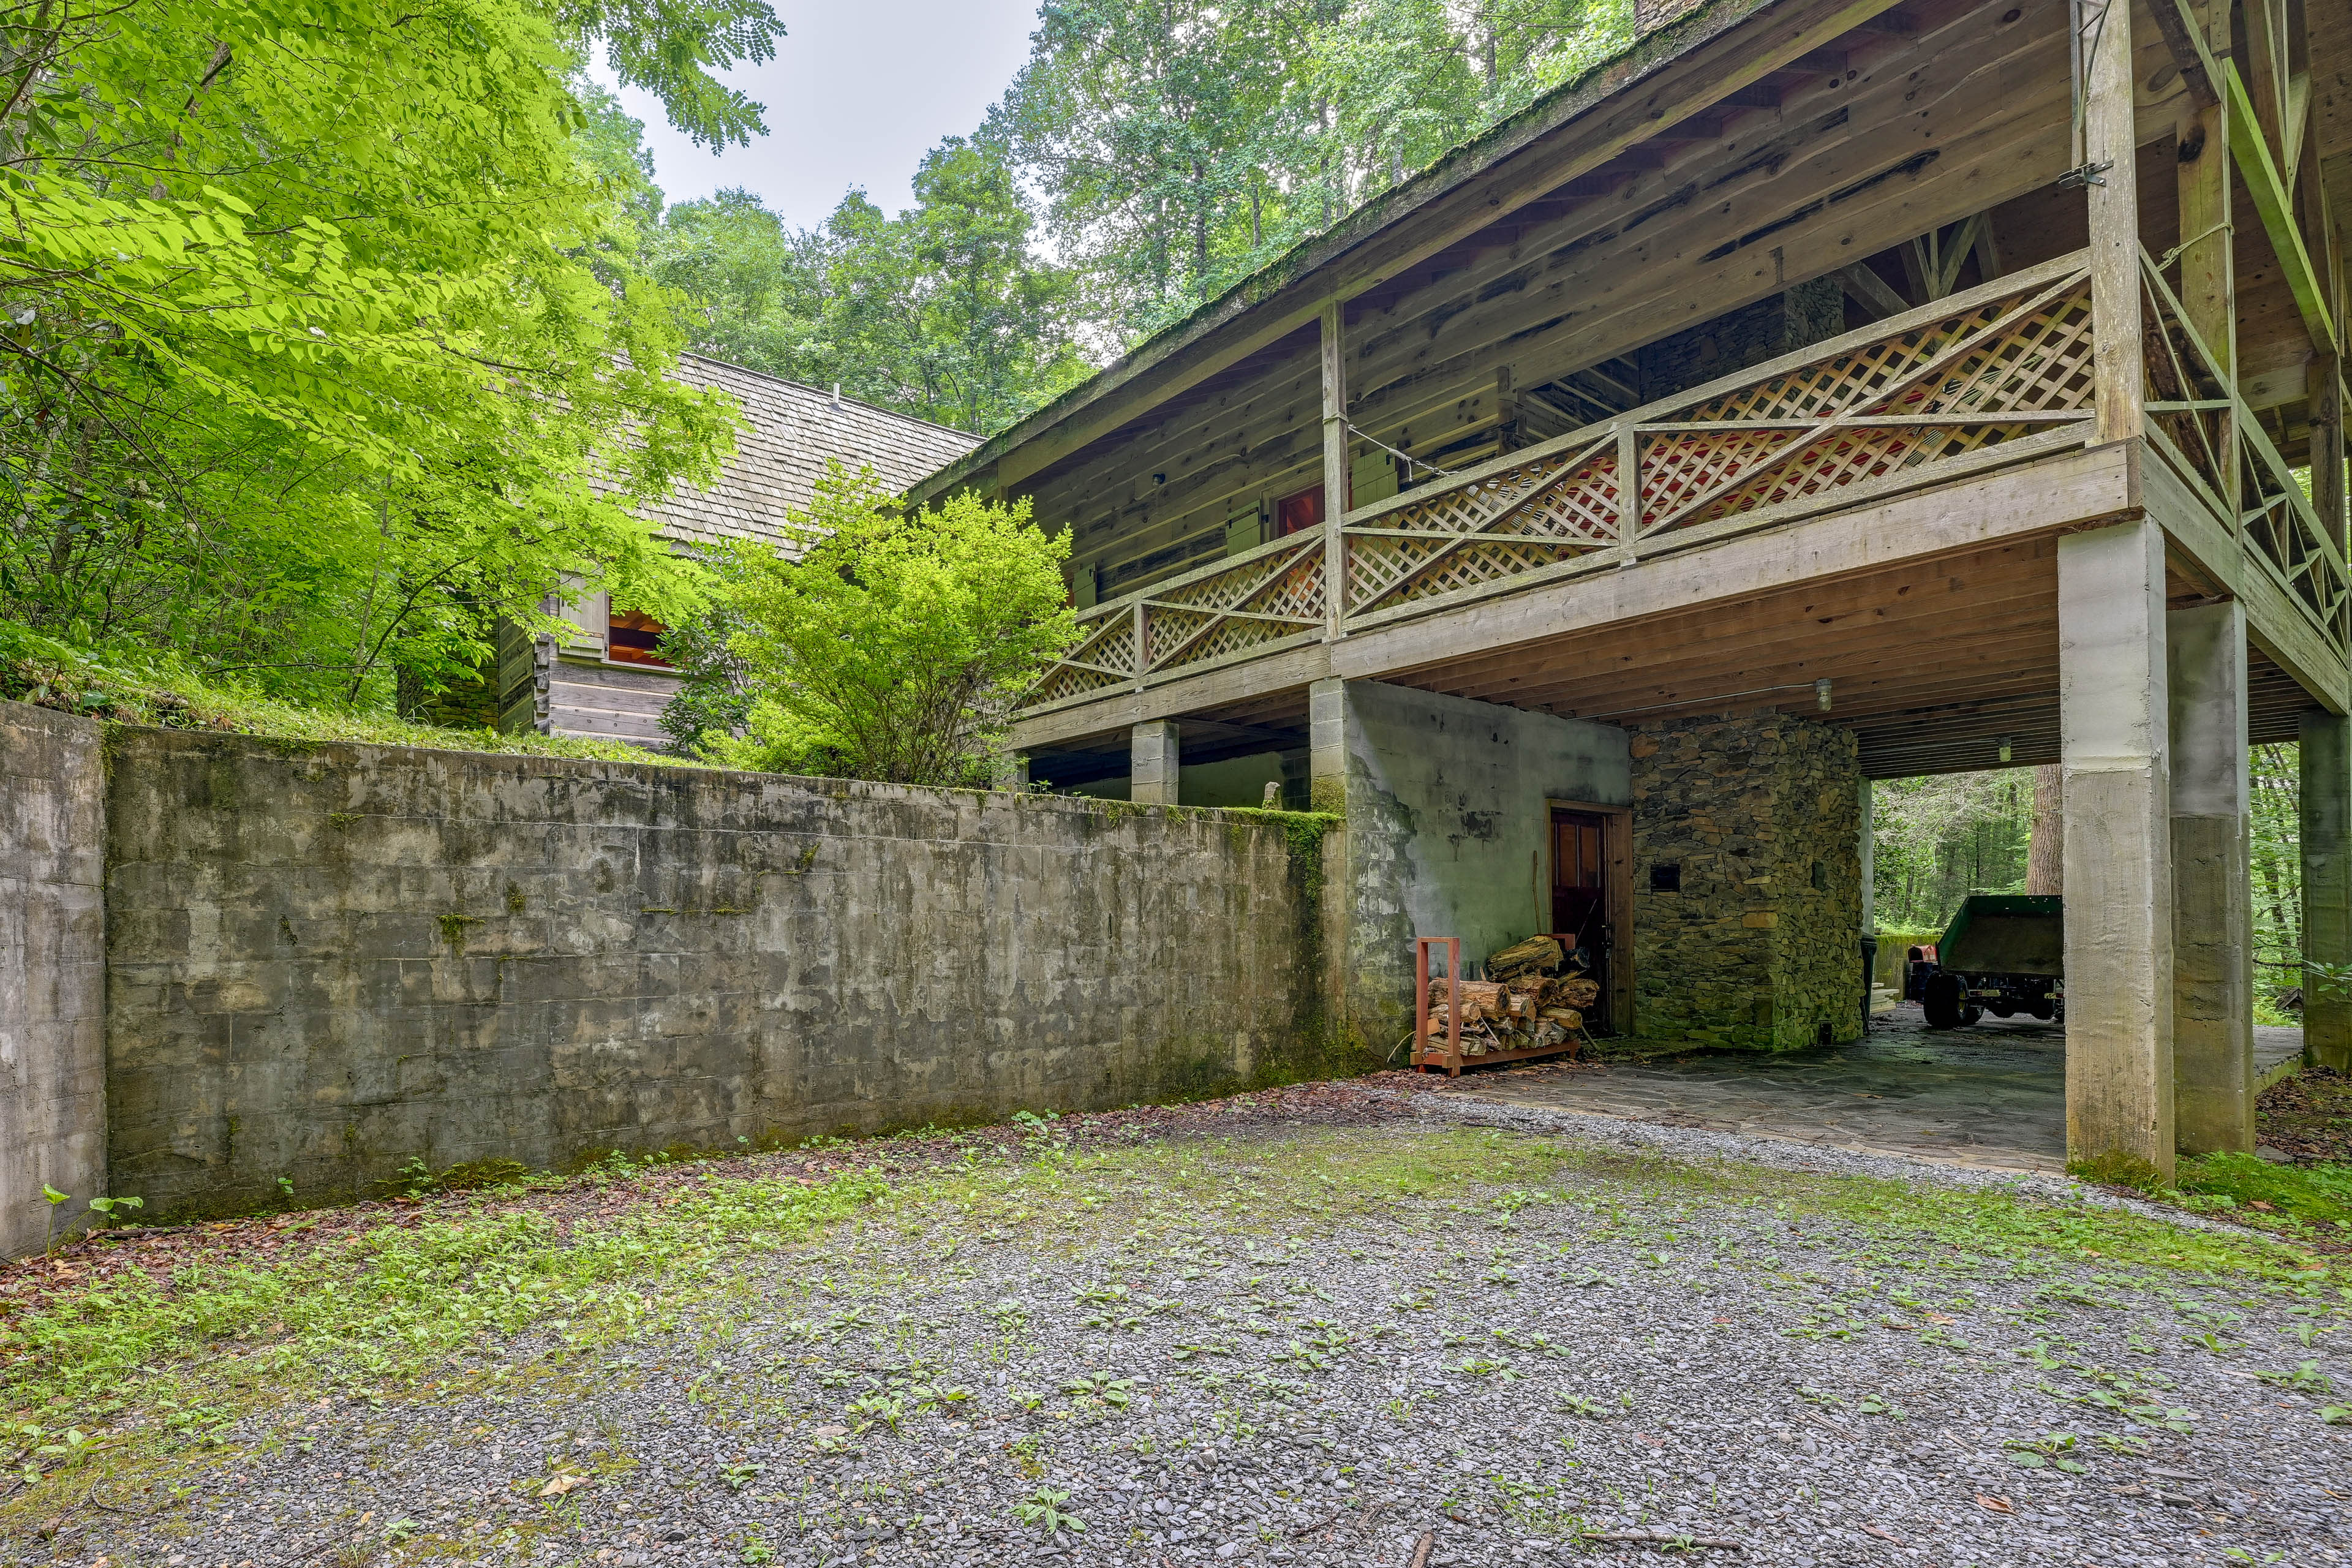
[2301,712,2352,1072]
[2057,519,2174,1178]
[1130,720,1180,806]
[2168,601,2253,1153]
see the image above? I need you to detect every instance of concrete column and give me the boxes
[2168,601,2253,1153]
[2301,712,2352,1072]
[1308,678,1348,815]
[1130,720,1180,806]
[2058,519,2175,1178]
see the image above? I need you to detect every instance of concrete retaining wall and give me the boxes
[1,704,109,1257]
[99,728,1348,1218]
[0,703,1348,1238]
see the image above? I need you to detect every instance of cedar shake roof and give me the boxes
[645,355,982,550]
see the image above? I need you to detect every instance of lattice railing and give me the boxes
[1341,251,2097,622]
[1018,533,1325,712]
[2140,251,2351,660]
[1016,252,2114,717]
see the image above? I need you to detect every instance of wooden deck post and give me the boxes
[2085,0,2143,444]
[1320,300,1349,636]
[2168,601,2254,1154]
[2059,517,2175,1180]
[2177,3,2234,496]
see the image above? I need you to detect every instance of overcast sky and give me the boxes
[597,0,1043,230]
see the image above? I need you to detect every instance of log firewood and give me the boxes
[1487,934,1564,981]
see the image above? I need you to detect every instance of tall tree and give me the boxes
[997,0,1630,343]
[0,0,785,702]
[646,137,1085,433]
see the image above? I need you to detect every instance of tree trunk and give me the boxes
[2026,764,2064,895]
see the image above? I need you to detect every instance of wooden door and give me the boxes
[1551,809,1612,1030]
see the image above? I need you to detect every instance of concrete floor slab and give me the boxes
[1442,1003,2305,1174]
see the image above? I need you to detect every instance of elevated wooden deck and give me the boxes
[1009,251,2346,777]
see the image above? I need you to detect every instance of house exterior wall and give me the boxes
[1629,712,1863,1049]
[1332,680,1631,1048]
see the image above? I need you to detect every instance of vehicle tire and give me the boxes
[2027,999,2055,1020]
[1962,1004,1983,1026]
[1923,972,1968,1030]
[1987,1003,2016,1019]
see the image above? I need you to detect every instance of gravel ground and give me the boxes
[4,1084,2348,1568]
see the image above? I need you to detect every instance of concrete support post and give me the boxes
[2301,713,2352,1071]
[2058,518,2174,1178]
[1130,720,1180,807]
[2168,601,2254,1153]
[1307,677,1348,815]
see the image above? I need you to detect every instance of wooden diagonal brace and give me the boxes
[2225,60,2335,355]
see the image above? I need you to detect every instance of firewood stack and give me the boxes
[1425,935,1600,1057]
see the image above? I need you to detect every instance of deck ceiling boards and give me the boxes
[2307,6,2352,263]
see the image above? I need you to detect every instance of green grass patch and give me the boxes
[2176,1152,2352,1227]
[2,1174,884,1433]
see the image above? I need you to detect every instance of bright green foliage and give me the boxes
[646,135,1088,434]
[998,0,1632,339]
[0,0,781,703]
[682,465,1077,785]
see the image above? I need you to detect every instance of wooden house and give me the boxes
[907,0,2352,1173]
[496,356,978,745]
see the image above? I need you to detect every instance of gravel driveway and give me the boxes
[3,1085,2346,1568]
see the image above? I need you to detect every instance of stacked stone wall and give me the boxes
[1629,712,1862,1049]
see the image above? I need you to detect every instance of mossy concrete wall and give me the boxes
[94,725,1348,1219]
[1,703,109,1257]
[1629,712,1864,1049]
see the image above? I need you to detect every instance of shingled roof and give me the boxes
[645,356,982,550]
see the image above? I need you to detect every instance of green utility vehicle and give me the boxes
[1921,894,2063,1030]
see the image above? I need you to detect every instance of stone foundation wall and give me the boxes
[1629,712,1863,1049]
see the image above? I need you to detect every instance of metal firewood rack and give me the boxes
[1411,935,1594,1077]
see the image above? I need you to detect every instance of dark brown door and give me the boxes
[1551,809,1611,1030]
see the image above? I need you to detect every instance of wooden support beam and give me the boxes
[2224,59,2338,355]
[1834,262,1912,320]
[2086,0,2144,443]
[1321,300,1349,638]
[2177,32,2236,503]
[2145,0,2219,110]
